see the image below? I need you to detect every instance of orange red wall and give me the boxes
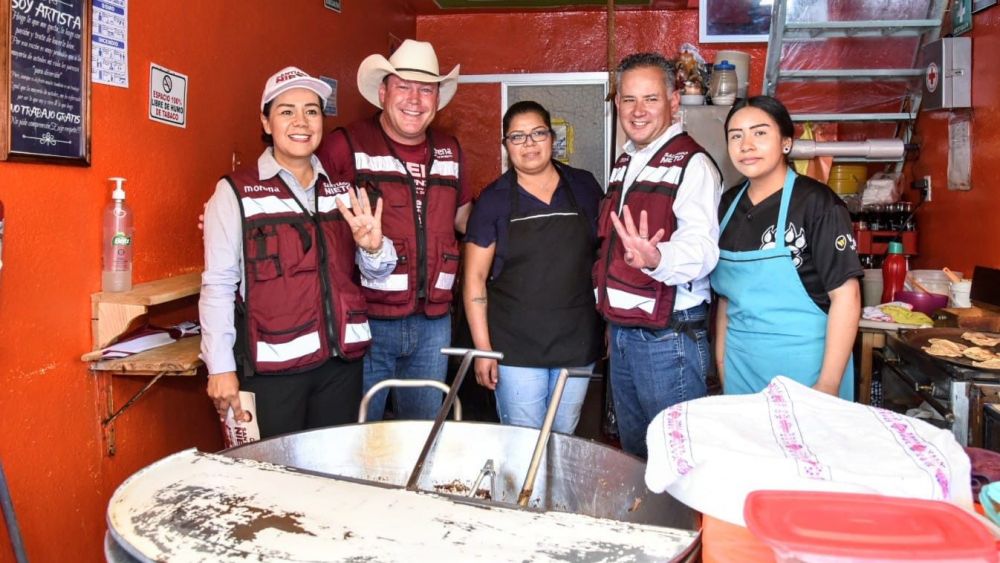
[0,1,414,560]
[417,10,767,195]
[4,3,999,561]
[908,8,1000,274]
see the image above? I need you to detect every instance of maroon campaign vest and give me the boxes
[227,168,371,374]
[594,133,714,329]
[336,117,461,319]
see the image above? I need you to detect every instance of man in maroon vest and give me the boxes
[593,53,723,458]
[316,40,473,421]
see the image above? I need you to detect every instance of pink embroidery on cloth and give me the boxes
[662,403,695,476]
[765,379,831,480]
[872,407,951,499]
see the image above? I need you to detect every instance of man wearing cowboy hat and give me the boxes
[317,39,472,421]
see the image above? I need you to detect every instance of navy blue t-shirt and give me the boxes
[465,162,603,280]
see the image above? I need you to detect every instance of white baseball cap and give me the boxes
[260,66,332,111]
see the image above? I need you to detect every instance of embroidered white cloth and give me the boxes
[645,376,973,526]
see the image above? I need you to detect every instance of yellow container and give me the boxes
[828,164,868,195]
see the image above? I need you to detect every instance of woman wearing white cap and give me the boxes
[199,67,398,438]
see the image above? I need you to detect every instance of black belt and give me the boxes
[668,315,707,342]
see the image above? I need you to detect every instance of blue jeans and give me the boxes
[609,304,710,458]
[363,314,451,421]
[494,364,594,434]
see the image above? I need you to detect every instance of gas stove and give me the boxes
[881,329,1000,449]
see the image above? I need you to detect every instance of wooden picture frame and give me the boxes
[699,0,771,43]
[973,0,998,13]
[1,0,92,165]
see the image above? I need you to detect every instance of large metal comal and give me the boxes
[105,350,700,561]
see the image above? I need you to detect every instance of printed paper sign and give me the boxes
[92,0,128,87]
[319,76,338,116]
[148,64,187,127]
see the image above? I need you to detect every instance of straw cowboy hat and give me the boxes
[357,39,460,110]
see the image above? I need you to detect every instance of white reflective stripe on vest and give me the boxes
[355,152,406,174]
[256,331,321,363]
[429,160,459,179]
[606,287,656,314]
[241,196,302,218]
[361,273,408,291]
[435,272,455,291]
[318,192,352,213]
[344,321,372,344]
[636,165,683,185]
[609,165,627,183]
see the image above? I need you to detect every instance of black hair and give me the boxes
[261,100,275,146]
[723,95,796,141]
[616,52,675,94]
[502,100,552,137]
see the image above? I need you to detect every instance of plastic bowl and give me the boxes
[895,290,949,315]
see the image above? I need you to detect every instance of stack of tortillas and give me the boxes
[922,332,1000,368]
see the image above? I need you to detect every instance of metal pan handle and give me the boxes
[358,379,463,423]
[518,367,595,507]
[404,348,504,491]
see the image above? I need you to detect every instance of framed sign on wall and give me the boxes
[699,0,772,43]
[1,0,92,165]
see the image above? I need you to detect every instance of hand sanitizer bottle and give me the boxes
[102,177,133,292]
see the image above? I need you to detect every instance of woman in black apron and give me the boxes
[463,101,603,433]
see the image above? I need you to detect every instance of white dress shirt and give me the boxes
[199,148,396,375]
[619,122,723,311]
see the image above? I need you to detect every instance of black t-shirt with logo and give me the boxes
[718,174,863,312]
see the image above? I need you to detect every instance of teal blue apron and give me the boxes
[710,168,854,400]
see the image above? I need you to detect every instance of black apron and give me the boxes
[487,167,601,367]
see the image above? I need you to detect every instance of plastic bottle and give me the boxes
[102,177,133,292]
[710,60,738,106]
[880,241,906,303]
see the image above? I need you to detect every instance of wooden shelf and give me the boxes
[82,336,202,376]
[93,272,201,306]
[86,272,203,375]
[85,272,205,456]
[90,272,201,350]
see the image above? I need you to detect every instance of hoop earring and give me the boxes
[783,146,791,154]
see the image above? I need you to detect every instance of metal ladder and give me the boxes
[762,0,949,169]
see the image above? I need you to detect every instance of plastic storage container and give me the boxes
[862,269,883,307]
[880,241,907,303]
[829,164,868,195]
[714,50,750,98]
[907,269,963,296]
[710,61,738,106]
[745,490,998,562]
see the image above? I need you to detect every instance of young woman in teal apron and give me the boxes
[710,96,861,400]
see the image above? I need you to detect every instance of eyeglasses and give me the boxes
[503,129,552,145]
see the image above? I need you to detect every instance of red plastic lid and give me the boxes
[744,490,998,561]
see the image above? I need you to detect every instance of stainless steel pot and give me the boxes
[106,353,699,561]
[222,420,697,531]
[106,421,699,562]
